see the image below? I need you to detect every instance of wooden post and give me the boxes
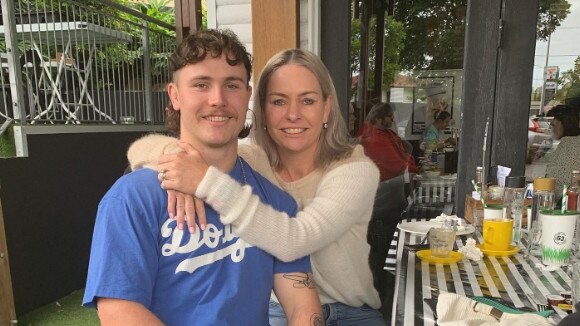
[174,0,202,43]
[0,198,16,326]
[251,0,299,80]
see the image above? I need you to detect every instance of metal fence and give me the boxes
[0,0,175,136]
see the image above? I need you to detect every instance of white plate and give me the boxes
[397,220,475,236]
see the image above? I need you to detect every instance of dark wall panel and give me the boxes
[0,131,150,315]
[321,0,351,121]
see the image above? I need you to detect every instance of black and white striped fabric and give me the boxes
[390,231,571,325]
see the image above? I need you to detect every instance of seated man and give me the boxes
[82,30,321,325]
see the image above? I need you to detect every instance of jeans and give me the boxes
[269,300,387,326]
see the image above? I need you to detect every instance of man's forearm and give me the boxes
[97,298,165,326]
[274,272,324,326]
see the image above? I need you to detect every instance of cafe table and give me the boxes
[389,225,571,325]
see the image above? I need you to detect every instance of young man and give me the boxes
[82,30,322,325]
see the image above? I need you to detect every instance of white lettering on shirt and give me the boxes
[160,219,253,274]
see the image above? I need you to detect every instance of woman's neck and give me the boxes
[276,155,318,182]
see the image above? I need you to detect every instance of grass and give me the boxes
[17,289,99,326]
[0,126,16,157]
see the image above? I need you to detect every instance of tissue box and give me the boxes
[464,194,531,225]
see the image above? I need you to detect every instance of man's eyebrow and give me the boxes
[185,75,246,83]
[268,91,320,97]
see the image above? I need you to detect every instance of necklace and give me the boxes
[237,156,247,185]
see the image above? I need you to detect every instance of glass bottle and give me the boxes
[503,176,526,246]
[567,170,580,211]
[527,178,556,256]
[475,166,484,191]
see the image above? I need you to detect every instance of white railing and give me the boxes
[0,0,175,147]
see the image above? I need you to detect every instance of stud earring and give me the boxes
[263,126,267,130]
[323,122,328,129]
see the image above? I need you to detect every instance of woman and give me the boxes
[421,110,455,151]
[543,104,580,194]
[357,102,418,181]
[128,49,385,325]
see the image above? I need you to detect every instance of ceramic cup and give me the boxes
[428,227,456,258]
[540,210,579,266]
[483,218,513,251]
[483,204,507,220]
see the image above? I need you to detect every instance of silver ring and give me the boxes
[157,169,167,182]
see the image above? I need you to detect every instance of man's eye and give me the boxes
[226,84,240,90]
[194,83,208,89]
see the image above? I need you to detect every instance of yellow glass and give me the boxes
[483,219,513,251]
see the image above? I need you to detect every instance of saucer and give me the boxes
[417,250,463,264]
[476,244,519,257]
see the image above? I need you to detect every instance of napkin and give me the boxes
[437,292,552,326]
[459,238,483,261]
[433,213,466,231]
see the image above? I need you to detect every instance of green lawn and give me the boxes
[17,289,99,326]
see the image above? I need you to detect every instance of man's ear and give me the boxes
[167,82,180,111]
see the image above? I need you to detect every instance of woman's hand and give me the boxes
[158,142,209,233]
[167,189,206,233]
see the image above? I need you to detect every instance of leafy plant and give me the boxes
[351,15,405,95]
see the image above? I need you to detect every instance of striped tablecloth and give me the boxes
[390,230,571,325]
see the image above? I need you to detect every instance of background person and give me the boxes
[421,110,455,151]
[129,48,386,325]
[543,104,580,195]
[83,30,321,325]
[358,102,418,181]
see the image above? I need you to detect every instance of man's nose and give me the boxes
[208,87,225,106]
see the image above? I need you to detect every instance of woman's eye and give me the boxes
[303,98,314,105]
[272,99,285,106]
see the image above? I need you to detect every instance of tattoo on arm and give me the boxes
[311,313,324,325]
[283,272,316,289]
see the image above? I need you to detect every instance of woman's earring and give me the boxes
[263,126,267,131]
[323,122,328,129]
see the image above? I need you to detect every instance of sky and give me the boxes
[532,0,580,89]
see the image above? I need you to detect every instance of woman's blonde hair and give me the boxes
[252,48,355,169]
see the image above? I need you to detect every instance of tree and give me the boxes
[394,0,571,71]
[555,56,580,102]
[350,16,405,95]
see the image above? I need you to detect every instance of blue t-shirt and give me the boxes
[83,158,310,325]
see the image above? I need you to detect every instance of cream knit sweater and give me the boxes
[127,134,382,309]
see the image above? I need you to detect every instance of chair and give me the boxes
[366,175,407,312]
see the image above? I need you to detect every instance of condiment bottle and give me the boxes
[567,170,580,211]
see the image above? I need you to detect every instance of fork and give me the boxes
[526,293,551,312]
[405,228,433,251]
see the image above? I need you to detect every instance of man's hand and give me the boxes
[97,298,165,326]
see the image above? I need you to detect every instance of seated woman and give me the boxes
[542,104,580,194]
[421,110,455,151]
[357,102,418,181]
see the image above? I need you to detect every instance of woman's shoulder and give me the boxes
[326,145,377,172]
